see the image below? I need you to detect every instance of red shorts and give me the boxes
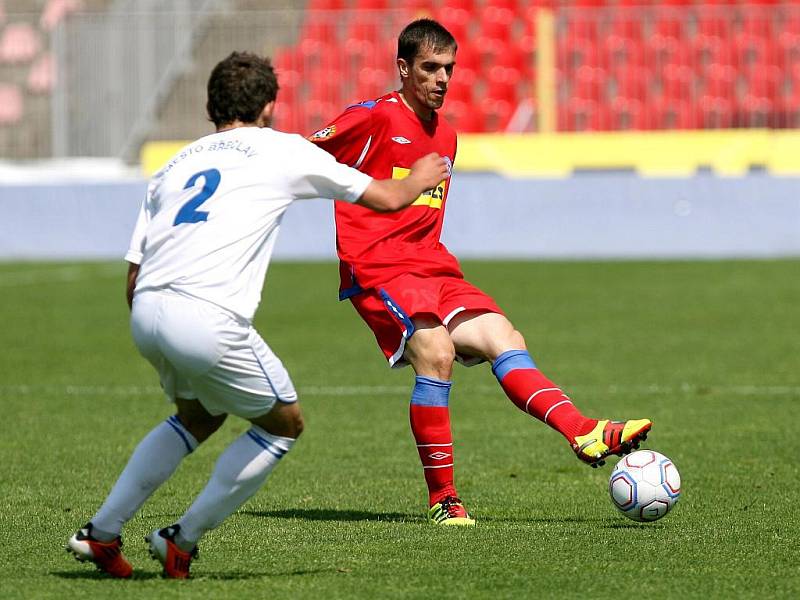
[349,273,503,368]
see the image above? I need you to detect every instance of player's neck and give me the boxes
[216,120,264,133]
[398,91,434,122]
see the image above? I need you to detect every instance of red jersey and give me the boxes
[309,91,462,298]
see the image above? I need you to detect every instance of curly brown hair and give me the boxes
[206,52,279,128]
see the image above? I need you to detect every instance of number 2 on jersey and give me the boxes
[174,168,221,226]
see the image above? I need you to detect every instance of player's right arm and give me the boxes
[357,152,448,212]
[124,178,158,309]
[286,137,447,213]
[126,262,139,309]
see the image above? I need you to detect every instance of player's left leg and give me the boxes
[146,325,301,577]
[448,311,651,466]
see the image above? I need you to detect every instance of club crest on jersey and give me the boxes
[308,125,336,141]
[391,136,411,144]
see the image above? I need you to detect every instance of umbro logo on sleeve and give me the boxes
[391,136,411,144]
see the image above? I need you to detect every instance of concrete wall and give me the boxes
[1,173,798,260]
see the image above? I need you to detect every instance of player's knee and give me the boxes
[508,329,526,351]
[416,343,456,376]
[176,412,226,443]
[250,400,304,439]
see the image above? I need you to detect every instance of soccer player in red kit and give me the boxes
[310,19,653,526]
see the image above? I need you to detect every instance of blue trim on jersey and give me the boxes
[346,99,377,110]
[246,430,288,459]
[378,289,416,338]
[166,415,195,454]
[411,376,452,407]
[492,350,536,380]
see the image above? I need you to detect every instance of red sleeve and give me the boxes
[307,104,374,167]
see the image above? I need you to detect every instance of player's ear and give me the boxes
[259,101,276,127]
[397,57,410,80]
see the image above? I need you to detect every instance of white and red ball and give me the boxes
[609,450,681,522]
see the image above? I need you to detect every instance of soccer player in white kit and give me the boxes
[66,52,448,579]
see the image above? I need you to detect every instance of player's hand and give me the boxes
[408,152,449,190]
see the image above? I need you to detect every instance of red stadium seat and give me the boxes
[301,18,338,45]
[492,38,527,73]
[698,95,734,129]
[28,51,55,94]
[442,99,485,132]
[739,12,774,39]
[560,98,610,132]
[353,0,390,9]
[357,66,392,100]
[454,43,480,72]
[486,65,520,104]
[558,36,598,71]
[737,95,774,128]
[613,67,649,102]
[479,6,515,42]
[305,99,340,131]
[573,65,605,102]
[607,16,644,43]
[345,19,381,44]
[441,0,477,11]
[308,73,343,104]
[0,23,41,64]
[452,66,477,92]
[603,35,645,69]
[704,64,737,101]
[565,17,599,43]
[652,10,685,43]
[40,0,82,32]
[695,13,731,42]
[610,98,648,130]
[307,0,346,9]
[693,36,735,72]
[480,97,514,132]
[743,65,781,103]
[652,98,697,130]
[0,83,23,125]
[435,7,471,43]
[660,64,695,101]
[446,78,474,104]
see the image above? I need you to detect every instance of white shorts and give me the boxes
[130,290,297,419]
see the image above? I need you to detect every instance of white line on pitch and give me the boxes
[0,264,120,287]
[0,383,797,397]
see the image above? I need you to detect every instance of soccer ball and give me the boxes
[609,450,681,522]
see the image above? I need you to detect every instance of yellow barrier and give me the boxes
[141,129,800,178]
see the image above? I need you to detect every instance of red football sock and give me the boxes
[493,350,596,442]
[410,376,457,506]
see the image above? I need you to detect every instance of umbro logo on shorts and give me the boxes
[391,136,411,144]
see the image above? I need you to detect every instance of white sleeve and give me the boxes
[124,179,157,264]
[284,136,372,203]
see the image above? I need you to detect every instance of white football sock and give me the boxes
[91,416,197,538]
[175,426,295,549]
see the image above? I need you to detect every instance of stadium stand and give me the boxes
[2,0,800,158]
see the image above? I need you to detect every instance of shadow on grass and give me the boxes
[51,570,161,581]
[244,507,418,523]
[52,568,338,581]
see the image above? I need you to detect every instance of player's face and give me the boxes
[399,45,456,114]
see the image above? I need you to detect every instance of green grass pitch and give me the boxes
[0,259,798,599]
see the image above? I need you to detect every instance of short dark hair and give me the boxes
[206,51,279,128]
[397,19,457,65]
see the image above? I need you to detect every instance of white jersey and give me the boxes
[125,127,372,321]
